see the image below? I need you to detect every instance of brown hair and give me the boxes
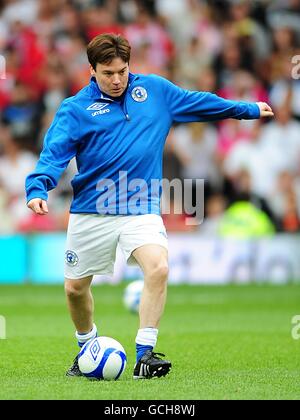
[87,33,131,69]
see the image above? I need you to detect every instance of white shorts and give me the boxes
[64,214,168,280]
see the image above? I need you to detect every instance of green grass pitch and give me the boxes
[0,283,300,400]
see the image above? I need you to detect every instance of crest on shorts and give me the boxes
[131,87,148,102]
[65,250,79,266]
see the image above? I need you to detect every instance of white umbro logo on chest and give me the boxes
[87,103,110,116]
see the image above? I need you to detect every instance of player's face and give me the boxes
[90,58,130,98]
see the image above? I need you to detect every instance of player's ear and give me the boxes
[90,64,96,77]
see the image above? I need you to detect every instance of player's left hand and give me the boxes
[256,102,274,118]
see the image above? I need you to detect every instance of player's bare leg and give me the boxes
[64,275,97,376]
[132,244,169,329]
[131,244,171,379]
[65,275,94,334]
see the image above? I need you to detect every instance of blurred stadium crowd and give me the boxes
[1,0,300,235]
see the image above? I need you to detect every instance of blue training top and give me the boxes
[25,73,260,215]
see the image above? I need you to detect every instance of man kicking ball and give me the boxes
[26,33,274,379]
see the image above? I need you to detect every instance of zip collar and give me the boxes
[89,73,139,102]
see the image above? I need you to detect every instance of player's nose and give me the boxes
[112,75,121,85]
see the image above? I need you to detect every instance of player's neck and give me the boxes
[104,87,128,102]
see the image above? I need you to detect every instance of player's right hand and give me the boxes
[256,102,274,118]
[27,198,49,215]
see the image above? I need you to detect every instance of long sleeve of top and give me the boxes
[160,76,260,122]
[26,100,80,202]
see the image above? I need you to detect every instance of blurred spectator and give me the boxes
[226,168,279,229]
[83,5,124,41]
[130,40,167,76]
[267,0,300,39]
[162,130,183,183]
[268,26,299,83]
[156,0,190,21]
[0,124,37,225]
[269,171,300,233]
[162,130,183,219]
[172,122,221,196]
[0,185,15,233]
[162,197,196,233]
[195,66,217,93]
[259,103,300,174]
[175,36,212,89]
[269,60,300,120]
[222,121,289,199]
[228,0,271,60]
[1,0,38,26]
[1,81,40,144]
[219,201,275,239]
[213,20,256,90]
[124,7,174,70]
[218,70,268,104]
[42,64,70,115]
[217,70,269,158]
[7,21,47,98]
[155,0,196,47]
[280,191,300,233]
[198,193,227,236]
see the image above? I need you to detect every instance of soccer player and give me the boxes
[25,34,274,379]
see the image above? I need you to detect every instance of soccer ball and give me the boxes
[123,279,144,313]
[78,336,127,380]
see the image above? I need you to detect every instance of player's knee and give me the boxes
[145,263,168,296]
[158,263,169,281]
[64,281,87,300]
[149,261,169,282]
